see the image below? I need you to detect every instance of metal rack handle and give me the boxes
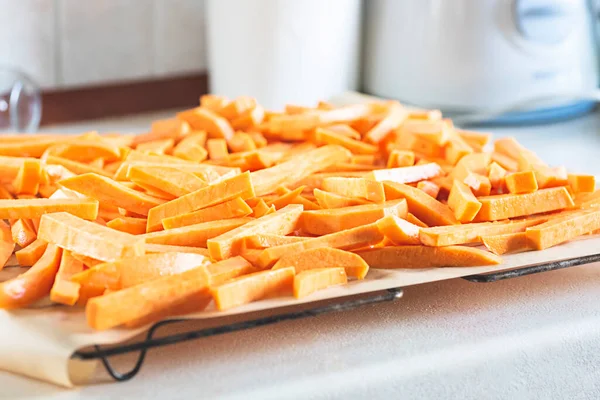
[74,287,404,382]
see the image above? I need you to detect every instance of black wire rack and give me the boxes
[72,253,600,382]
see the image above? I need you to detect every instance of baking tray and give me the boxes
[71,248,600,382]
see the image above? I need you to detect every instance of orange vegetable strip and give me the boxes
[351,154,377,165]
[50,250,84,306]
[250,145,351,196]
[0,198,98,220]
[45,155,113,177]
[356,245,501,269]
[114,161,238,181]
[38,212,145,262]
[314,127,378,155]
[313,188,369,209]
[244,234,309,249]
[0,184,13,199]
[419,218,547,246]
[143,217,253,247]
[162,197,252,229]
[59,173,164,216]
[457,129,492,149]
[474,187,574,222]
[292,171,366,191]
[293,267,348,298]
[207,204,303,260]
[0,221,14,270]
[71,252,103,268]
[136,138,175,155]
[145,244,209,256]
[384,182,459,226]
[408,109,442,120]
[266,186,305,210]
[463,172,491,196]
[146,171,255,232]
[49,139,121,163]
[218,96,257,120]
[211,267,295,311]
[488,162,507,191]
[12,159,42,195]
[231,105,265,130]
[15,238,47,267]
[200,94,229,112]
[256,222,384,269]
[406,212,428,227]
[106,217,147,235]
[366,163,443,184]
[207,256,256,286]
[417,180,440,198]
[300,199,407,236]
[275,187,320,210]
[240,248,263,266]
[505,171,538,194]
[326,124,362,140]
[450,153,491,178]
[132,118,191,146]
[0,244,62,309]
[532,165,568,189]
[568,174,595,193]
[228,132,257,153]
[481,232,533,255]
[491,152,519,173]
[0,137,67,158]
[376,215,421,245]
[322,177,385,203]
[273,247,369,279]
[387,150,415,168]
[177,107,234,140]
[206,138,229,160]
[127,165,207,198]
[88,158,104,169]
[448,180,481,223]
[11,219,36,247]
[493,137,526,159]
[251,199,271,218]
[526,209,600,250]
[0,156,42,184]
[86,265,210,330]
[172,132,208,161]
[364,103,407,144]
[73,252,210,291]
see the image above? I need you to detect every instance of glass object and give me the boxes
[0,67,42,133]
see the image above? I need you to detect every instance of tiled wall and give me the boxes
[0,0,207,89]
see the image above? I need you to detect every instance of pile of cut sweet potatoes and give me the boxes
[0,95,597,330]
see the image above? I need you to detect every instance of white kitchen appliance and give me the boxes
[363,0,600,124]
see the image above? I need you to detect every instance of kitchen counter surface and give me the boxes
[3,111,600,399]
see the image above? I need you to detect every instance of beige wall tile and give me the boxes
[57,0,153,87]
[154,0,207,76]
[0,0,57,88]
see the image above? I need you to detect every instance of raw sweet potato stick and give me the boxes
[300,199,407,235]
[293,267,348,299]
[38,212,145,262]
[273,247,369,279]
[58,173,165,216]
[146,171,255,232]
[356,245,501,269]
[207,204,303,260]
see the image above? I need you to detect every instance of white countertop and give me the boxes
[3,111,600,399]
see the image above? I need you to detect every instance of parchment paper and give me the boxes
[1,235,600,387]
[2,91,598,387]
